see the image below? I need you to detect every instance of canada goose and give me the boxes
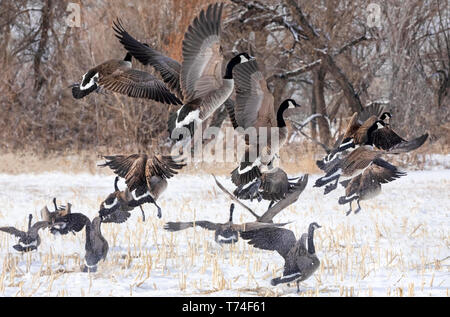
[113,3,252,140]
[233,165,305,209]
[98,176,146,222]
[227,59,300,187]
[314,134,428,194]
[164,203,289,245]
[338,163,406,215]
[164,203,239,244]
[318,110,428,169]
[81,216,108,273]
[70,50,182,105]
[240,222,321,292]
[213,174,308,224]
[0,214,50,252]
[50,211,90,236]
[99,154,186,218]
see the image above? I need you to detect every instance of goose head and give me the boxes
[224,52,254,79]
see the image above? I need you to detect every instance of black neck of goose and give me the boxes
[277,101,290,127]
[224,58,239,79]
[114,177,119,192]
[229,204,234,222]
[307,225,317,254]
[53,198,58,211]
[124,53,132,62]
[28,214,32,230]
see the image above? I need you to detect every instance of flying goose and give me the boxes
[164,203,290,245]
[99,154,186,218]
[0,214,50,252]
[164,203,240,244]
[70,50,182,105]
[314,134,428,195]
[233,165,305,209]
[98,176,146,222]
[227,59,300,187]
[213,174,308,224]
[240,222,321,292]
[338,163,406,215]
[113,3,252,140]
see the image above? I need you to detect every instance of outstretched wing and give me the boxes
[240,227,296,260]
[113,19,183,100]
[181,3,224,102]
[100,154,148,191]
[0,227,26,239]
[99,69,182,105]
[164,221,219,232]
[233,59,275,129]
[148,155,186,179]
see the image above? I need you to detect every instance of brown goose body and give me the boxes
[100,154,185,218]
[229,59,300,187]
[82,216,108,273]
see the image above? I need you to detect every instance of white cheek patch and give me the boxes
[80,73,99,90]
[240,55,249,63]
[376,122,384,129]
[288,100,295,109]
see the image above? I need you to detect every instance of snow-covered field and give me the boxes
[0,169,448,297]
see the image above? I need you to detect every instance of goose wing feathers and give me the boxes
[164,221,219,232]
[113,19,183,100]
[99,69,182,105]
[101,154,185,191]
[180,3,224,102]
[233,59,275,129]
[0,227,26,239]
[240,227,296,260]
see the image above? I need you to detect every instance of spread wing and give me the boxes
[233,59,275,129]
[240,227,296,260]
[164,221,219,232]
[99,69,182,105]
[100,154,148,191]
[101,210,131,224]
[181,3,224,102]
[259,174,308,223]
[371,127,407,150]
[113,19,183,100]
[0,227,26,239]
[147,155,186,179]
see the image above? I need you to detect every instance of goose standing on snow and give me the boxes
[227,59,301,189]
[81,216,108,273]
[70,50,182,105]
[113,3,253,140]
[0,214,50,252]
[240,222,321,292]
[99,154,185,218]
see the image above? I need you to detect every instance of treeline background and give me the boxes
[0,0,448,169]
